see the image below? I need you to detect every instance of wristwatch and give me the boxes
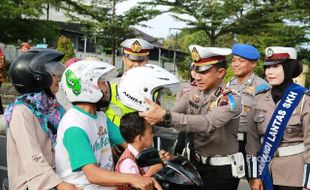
[163,109,171,125]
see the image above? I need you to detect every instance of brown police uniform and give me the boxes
[246,88,310,187]
[166,45,245,190]
[172,82,241,156]
[245,46,310,189]
[228,73,268,135]
[171,82,243,189]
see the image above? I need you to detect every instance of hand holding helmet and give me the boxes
[117,64,180,112]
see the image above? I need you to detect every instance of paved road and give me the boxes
[239,179,251,190]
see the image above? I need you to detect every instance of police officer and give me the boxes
[106,38,153,126]
[174,64,196,158]
[227,44,268,160]
[245,47,310,190]
[140,45,244,190]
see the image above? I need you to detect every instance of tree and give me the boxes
[141,0,309,47]
[0,18,59,45]
[56,35,75,64]
[60,0,160,65]
[0,0,46,19]
[0,0,63,44]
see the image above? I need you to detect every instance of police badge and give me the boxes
[131,40,142,53]
[243,105,251,113]
[209,101,215,111]
[191,47,200,62]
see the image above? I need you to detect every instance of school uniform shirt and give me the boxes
[55,106,115,190]
[116,144,148,175]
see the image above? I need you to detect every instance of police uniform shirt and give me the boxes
[170,82,242,157]
[227,73,268,133]
[245,89,310,187]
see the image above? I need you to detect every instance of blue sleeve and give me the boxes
[107,118,125,146]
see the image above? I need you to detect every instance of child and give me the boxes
[115,112,164,189]
[55,61,159,190]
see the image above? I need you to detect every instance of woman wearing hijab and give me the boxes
[246,47,310,190]
[4,49,78,190]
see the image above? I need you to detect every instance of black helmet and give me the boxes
[9,49,64,94]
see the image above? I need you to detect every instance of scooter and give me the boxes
[136,147,203,190]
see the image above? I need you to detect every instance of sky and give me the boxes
[44,0,188,39]
[116,0,188,38]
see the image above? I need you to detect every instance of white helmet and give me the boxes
[61,60,117,103]
[118,64,180,111]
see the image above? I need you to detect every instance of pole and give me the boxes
[169,28,181,74]
[84,35,87,57]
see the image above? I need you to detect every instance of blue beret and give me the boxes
[232,43,260,60]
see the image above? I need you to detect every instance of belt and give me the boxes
[259,137,304,157]
[197,154,236,166]
[275,143,305,157]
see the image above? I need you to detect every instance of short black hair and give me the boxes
[214,60,227,69]
[120,112,147,143]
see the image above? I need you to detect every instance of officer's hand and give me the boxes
[249,179,263,190]
[159,150,173,161]
[139,98,165,125]
[302,188,310,190]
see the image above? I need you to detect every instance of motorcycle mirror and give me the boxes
[136,147,162,167]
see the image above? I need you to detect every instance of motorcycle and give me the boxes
[136,147,203,190]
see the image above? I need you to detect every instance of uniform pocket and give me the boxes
[254,110,266,123]
[285,116,302,137]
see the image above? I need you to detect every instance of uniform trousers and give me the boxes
[194,160,239,190]
[273,185,302,190]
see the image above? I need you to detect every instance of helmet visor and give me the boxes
[45,62,66,78]
[98,68,118,82]
[152,83,180,110]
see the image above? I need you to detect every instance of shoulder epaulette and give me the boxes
[227,78,236,87]
[255,83,270,95]
[222,87,232,95]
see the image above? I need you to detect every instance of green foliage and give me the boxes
[0,0,46,19]
[141,0,309,47]
[223,66,234,84]
[298,48,310,88]
[61,0,160,64]
[0,18,59,45]
[56,35,75,64]
[155,0,309,80]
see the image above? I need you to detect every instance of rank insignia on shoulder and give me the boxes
[218,96,228,106]
[227,78,236,87]
[255,83,270,95]
[247,85,255,94]
[214,87,222,97]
